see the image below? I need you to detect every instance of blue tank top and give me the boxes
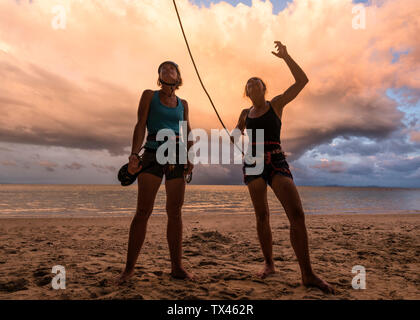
[145,90,185,150]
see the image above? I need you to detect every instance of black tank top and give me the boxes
[245,101,282,152]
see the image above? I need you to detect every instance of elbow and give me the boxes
[232,126,244,138]
[297,77,308,88]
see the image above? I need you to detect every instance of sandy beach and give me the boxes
[0,213,418,300]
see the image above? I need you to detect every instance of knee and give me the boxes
[133,207,152,223]
[288,209,305,227]
[167,212,182,222]
[166,203,183,220]
[166,199,183,212]
[255,209,270,224]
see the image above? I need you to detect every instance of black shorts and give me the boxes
[140,148,185,181]
[242,151,293,187]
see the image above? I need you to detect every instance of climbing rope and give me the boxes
[172,0,246,158]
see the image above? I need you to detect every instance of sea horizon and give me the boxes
[0,184,418,218]
[1,183,419,190]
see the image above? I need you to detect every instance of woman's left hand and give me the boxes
[184,161,194,176]
[272,41,288,59]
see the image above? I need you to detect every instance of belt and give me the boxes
[264,148,284,165]
[250,141,283,158]
[244,141,287,173]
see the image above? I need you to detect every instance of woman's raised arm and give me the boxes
[270,41,309,111]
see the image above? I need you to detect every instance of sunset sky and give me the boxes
[0,0,419,187]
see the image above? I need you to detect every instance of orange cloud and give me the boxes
[0,0,418,159]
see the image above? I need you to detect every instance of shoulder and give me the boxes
[269,99,283,120]
[240,107,251,118]
[140,90,155,103]
[142,89,155,98]
[270,93,284,106]
[269,95,286,118]
[237,108,251,126]
[137,90,154,119]
[138,90,154,110]
[180,98,188,110]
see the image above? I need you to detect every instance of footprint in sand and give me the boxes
[35,276,51,287]
[98,279,109,287]
[199,260,219,267]
[33,268,52,287]
[252,257,264,262]
[223,274,251,281]
[184,250,201,257]
[0,278,28,293]
[190,231,232,244]
[219,289,239,298]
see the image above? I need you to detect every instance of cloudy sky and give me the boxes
[0,0,419,187]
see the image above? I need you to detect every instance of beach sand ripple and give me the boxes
[0,214,419,300]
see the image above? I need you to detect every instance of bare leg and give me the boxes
[165,177,194,280]
[115,172,162,285]
[270,175,335,294]
[247,178,275,279]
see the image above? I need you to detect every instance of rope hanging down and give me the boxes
[172,0,245,157]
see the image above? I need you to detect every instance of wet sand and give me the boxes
[0,213,419,300]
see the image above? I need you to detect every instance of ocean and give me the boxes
[0,184,418,218]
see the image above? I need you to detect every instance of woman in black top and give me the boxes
[235,41,334,294]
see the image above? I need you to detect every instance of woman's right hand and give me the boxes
[128,154,142,175]
[272,41,288,59]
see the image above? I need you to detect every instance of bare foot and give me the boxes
[256,263,276,279]
[303,273,335,294]
[114,269,135,285]
[170,267,195,280]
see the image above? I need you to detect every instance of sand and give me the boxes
[0,213,418,300]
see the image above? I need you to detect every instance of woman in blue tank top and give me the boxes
[116,61,195,283]
[235,41,334,294]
